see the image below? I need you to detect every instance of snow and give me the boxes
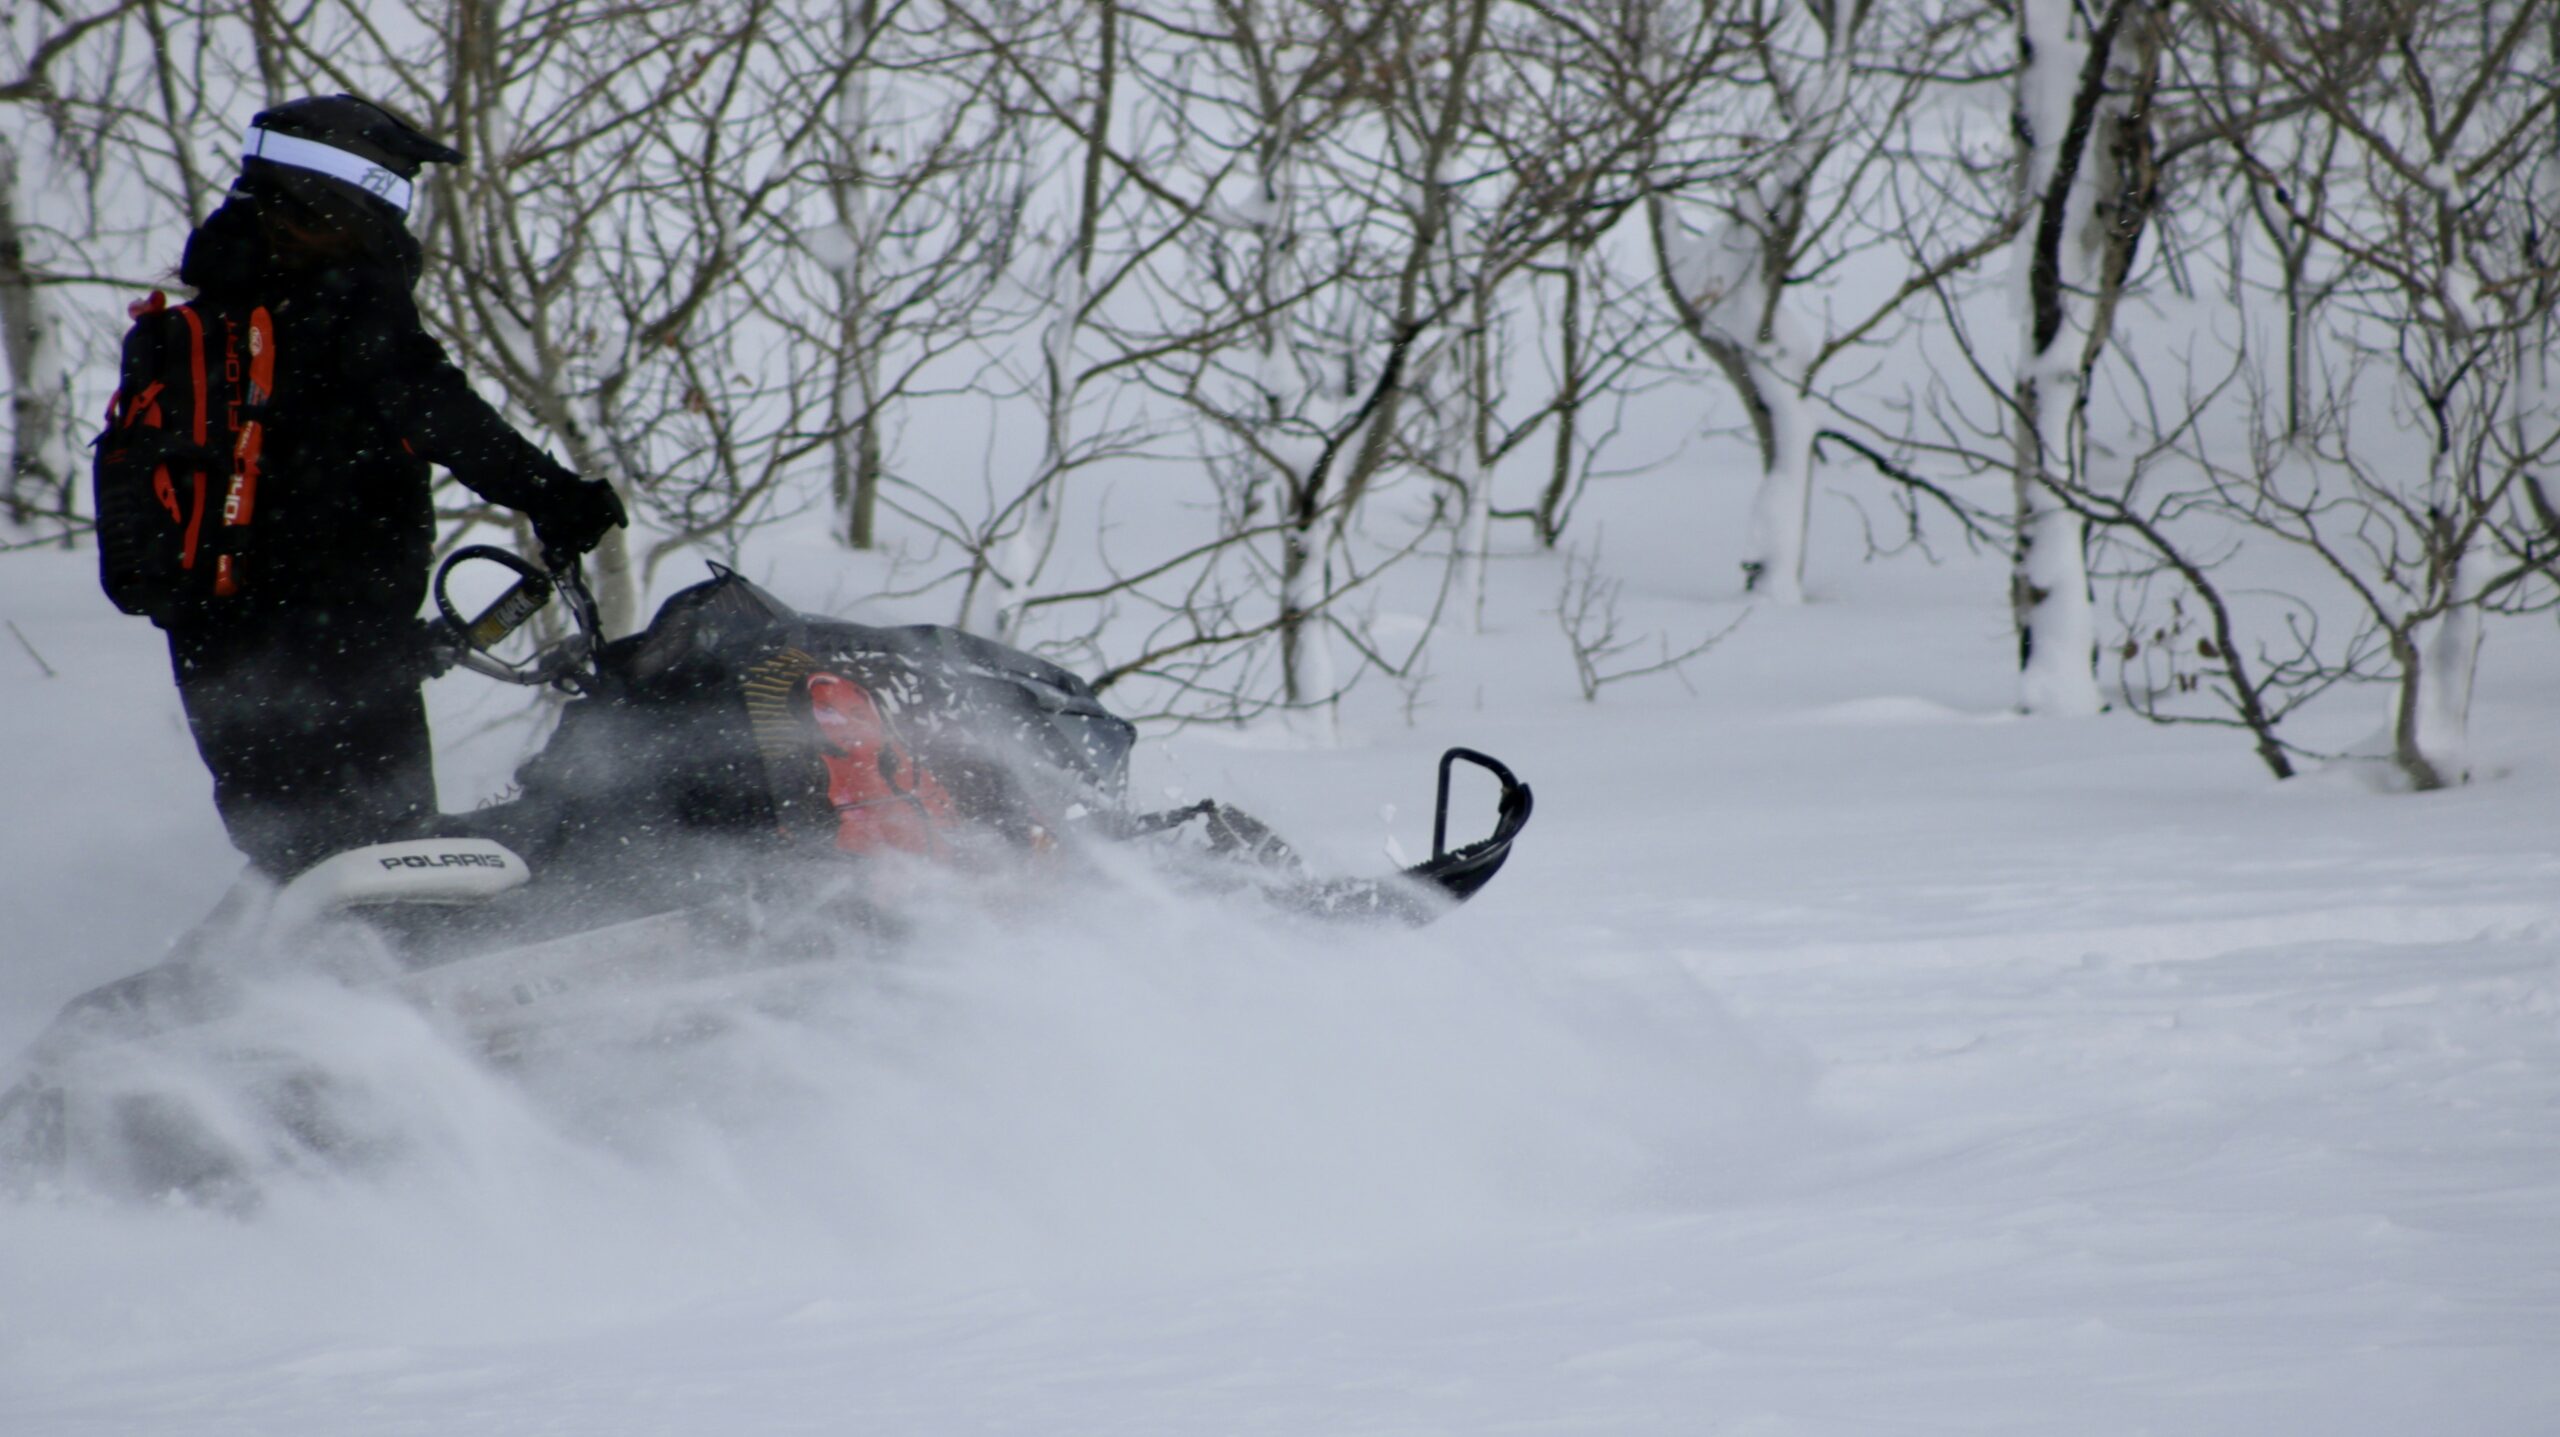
[4,467,2557,1435]
[800,221,863,276]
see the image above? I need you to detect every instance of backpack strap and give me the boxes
[213,306,276,597]
[172,305,211,578]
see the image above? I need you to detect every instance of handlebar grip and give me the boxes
[434,544,556,655]
[465,573,553,649]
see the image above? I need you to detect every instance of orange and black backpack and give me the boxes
[91,291,276,619]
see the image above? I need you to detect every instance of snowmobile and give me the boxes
[0,547,1531,1197]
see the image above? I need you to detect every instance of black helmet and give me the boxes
[239,94,462,217]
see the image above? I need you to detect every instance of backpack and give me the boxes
[91,291,276,619]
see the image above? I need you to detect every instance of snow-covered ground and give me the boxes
[3,471,2556,1434]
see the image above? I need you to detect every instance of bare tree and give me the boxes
[1422,0,1729,626]
[0,128,79,538]
[2178,0,2560,788]
[1642,0,2018,606]
[784,0,1024,553]
[2,0,161,542]
[1554,537,1743,700]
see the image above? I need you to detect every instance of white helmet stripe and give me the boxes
[241,125,414,213]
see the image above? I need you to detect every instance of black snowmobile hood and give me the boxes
[615,564,803,687]
[605,565,1137,803]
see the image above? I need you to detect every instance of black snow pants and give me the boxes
[166,608,437,879]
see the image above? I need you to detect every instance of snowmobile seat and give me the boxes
[269,837,531,930]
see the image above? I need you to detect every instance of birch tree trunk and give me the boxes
[2007,0,2142,717]
[2398,547,2486,790]
[2402,2,2560,786]
[828,0,886,552]
[0,134,78,540]
[1452,280,1496,633]
[1648,9,1854,606]
[1642,0,1994,607]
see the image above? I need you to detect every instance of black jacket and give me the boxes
[174,182,579,620]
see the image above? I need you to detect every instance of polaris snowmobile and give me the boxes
[0,547,1530,1197]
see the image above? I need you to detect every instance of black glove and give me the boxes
[533,477,627,565]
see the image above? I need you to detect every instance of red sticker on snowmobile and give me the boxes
[807,672,958,857]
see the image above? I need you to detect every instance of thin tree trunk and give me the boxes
[2011,373,2096,713]
[977,0,1114,640]
[2008,0,2132,716]
[1535,255,1584,547]
[1455,282,1494,631]
[447,0,637,634]
[0,136,75,540]
[830,0,885,551]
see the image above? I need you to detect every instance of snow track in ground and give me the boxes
[1681,904,2560,972]
[7,904,2551,1436]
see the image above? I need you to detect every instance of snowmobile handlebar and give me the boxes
[428,544,605,692]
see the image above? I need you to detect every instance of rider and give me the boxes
[115,93,625,878]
